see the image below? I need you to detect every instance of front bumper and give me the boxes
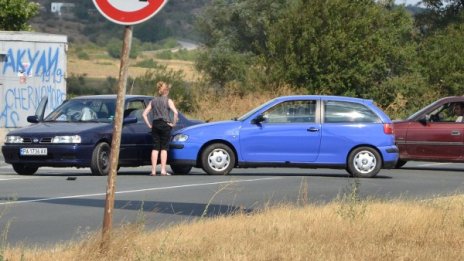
[168,142,201,165]
[1,144,95,167]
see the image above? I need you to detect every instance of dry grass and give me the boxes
[189,84,307,122]
[68,52,199,82]
[4,195,464,260]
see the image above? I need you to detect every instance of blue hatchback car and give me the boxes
[169,95,398,178]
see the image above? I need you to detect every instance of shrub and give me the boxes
[134,59,158,68]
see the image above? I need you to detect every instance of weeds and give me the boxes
[3,195,464,260]
[201,182,234,218]
[0,208,11,261]
[297,177,310,206]
[335,179,367,221]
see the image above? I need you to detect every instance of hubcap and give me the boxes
[207,149,230,171]
[353,150,376,174]
[100,150,109,168]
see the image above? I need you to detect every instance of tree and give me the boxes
[418,22,464,95]
[0,0,39,31]
[266,0,417,101]
[416,0,464,34]
[416,0,464,36]
[195,0,287,88]
[195,0,420,109]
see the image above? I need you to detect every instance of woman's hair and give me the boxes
[156,81,171,96]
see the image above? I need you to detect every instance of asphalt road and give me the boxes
[0,161,463,247]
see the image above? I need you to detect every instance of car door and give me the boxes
[34,95,49,121]
[405,102,464,160]
[120,99,152,164]
[239,99,321,163]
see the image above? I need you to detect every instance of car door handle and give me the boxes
[307,127,320,132]
[451,130,461,136]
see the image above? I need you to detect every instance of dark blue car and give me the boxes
[1,95,202,175]
[169,95,398,178]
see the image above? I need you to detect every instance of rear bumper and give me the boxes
[380,145,399,169]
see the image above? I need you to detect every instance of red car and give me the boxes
[393,96,464,168]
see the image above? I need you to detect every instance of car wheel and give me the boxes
[201,143,235,175]
[12,164,38,175]
[345,167,354,177]
[170,164,192,175]
[91,142,111,176]
[347,147,382,178]
[395,159,407,169]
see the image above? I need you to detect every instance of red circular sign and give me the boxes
[93,0,167,25]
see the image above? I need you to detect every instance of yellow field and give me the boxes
[67,51,199,82]
[4,195,464,260]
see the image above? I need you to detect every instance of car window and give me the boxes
[124,100,146,121]
[324,101,381,123]
[237,98,276,121]
[428,102,464,123]
[44,99,116,123]
[262,100,316,123]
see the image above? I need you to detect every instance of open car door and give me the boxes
[27,96,48,123]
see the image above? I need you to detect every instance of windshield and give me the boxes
[44,99,115,123]
[237,98,277,121]
[406,99,442,120]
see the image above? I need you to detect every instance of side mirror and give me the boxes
[27,115,39,123]
[251,114,266,124]
[123,117,137,125]
[418,115,428,125]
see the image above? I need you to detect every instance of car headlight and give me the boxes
[52,135,82,143]
[172,134,189,142]
[5,136,23,143]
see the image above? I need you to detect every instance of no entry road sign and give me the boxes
[93,0,168,25]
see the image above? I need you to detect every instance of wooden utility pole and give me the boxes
[101,25,133,249]
[93,0,168,251]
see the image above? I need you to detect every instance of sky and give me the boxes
[395,0,422,6]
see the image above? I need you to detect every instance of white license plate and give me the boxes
[20,148,48,156]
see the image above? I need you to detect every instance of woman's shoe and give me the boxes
[160,172,171,176]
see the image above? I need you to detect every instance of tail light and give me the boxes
[383,123,394,134]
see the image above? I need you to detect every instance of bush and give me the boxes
[67,74,114,97]
[155,50,173,60]
[134,59,158,68]
[106,38,140,59]
[132,65,193,112]
[77,51,89,60]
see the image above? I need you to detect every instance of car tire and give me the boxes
[395,159,407,169]
[91,142,111,176]
[345,167,354,177]
[170,164,192,175]
[12,164,38,175]
[201,143,235,175]
[347,147,382,178]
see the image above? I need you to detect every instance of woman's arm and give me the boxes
[142,102,152,128]
[168,99,178,126]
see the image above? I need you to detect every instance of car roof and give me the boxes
[273,95,373,103]
[71,95,152,100]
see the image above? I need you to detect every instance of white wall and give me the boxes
[0,32,67,128]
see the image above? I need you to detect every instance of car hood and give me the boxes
[175,120,241,135]
[7,122,109,135]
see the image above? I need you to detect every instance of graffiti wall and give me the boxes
[0,32,67,128]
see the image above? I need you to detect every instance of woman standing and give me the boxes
[143,81,178,176]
